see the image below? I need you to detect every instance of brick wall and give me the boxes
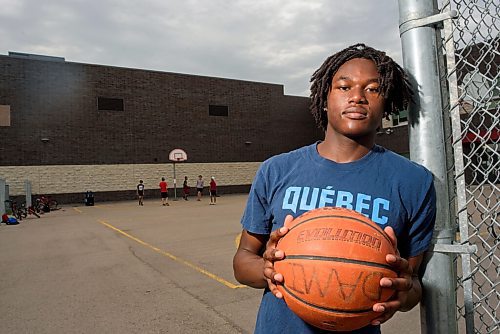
[0,55,321,166]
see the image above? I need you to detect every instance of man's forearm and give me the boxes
[233,249,267,288]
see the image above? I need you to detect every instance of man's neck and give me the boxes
[317,132,375,163]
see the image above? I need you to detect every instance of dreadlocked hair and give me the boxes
[310,43,413,131]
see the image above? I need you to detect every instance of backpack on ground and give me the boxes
[6,217,19,225]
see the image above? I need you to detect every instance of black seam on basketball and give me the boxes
[287,214,393,246]
[283,255,397,273]
[281,285,374,314]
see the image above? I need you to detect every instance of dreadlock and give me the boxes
[310,43,413,131]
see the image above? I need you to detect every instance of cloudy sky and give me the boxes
[0,0,403,96]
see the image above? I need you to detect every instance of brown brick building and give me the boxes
[0,52,323,165]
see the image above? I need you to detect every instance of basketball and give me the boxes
[274,207,397,331]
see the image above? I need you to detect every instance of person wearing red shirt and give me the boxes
[209,176,217,205]
[159,177,169,206]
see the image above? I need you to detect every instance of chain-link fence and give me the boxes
[439,0,499,333]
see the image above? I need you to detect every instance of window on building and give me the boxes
[98,97,124,111]
[209,105,228,117]
[392,110,408,126]
[0,105,11,126]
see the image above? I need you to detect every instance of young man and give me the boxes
[137,180,145,206]
[159,177,169,206]
[209,176,217,205]
[183,176,190,201]
[233,44,436,334]
[196,175,204,201]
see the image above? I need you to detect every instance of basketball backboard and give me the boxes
[169,148,188,162]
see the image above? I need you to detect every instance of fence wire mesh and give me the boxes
[439,0,499,333]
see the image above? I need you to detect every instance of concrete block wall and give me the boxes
[0,162,261,202]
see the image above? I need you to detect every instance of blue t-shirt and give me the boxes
[240,142,436,334]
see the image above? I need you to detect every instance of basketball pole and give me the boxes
[168,149,187,201]
[173,161,177,200]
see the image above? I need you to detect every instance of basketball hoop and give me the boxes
[168,149,187,201]
[169,148,187,162]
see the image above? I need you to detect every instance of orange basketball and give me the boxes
[274,207,397,331]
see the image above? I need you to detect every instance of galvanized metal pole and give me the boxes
[397,0,458,333]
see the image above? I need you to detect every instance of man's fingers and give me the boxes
[371,301,400,325]
[273,272,284,283]
[264,268,284,299]
[262,248,285,261]
[386,254,411,274]
[380,277,413,291]
[262,216,293,299]
[264,225,289,261]
[263,261,283,282]
[269,226,289,243]
[283,215,294,228]
[384,226,398,249]
[381,254,413,291]
[267,279,283,299]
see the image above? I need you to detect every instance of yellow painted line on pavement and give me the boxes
[73,207,83,213]
[98,220,246,289]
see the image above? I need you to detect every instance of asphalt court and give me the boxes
[0,194,422,333]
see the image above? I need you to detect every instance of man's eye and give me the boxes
[367,87,380,93]
[339,86,349,91]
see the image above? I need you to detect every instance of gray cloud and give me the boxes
[0,0,402,96]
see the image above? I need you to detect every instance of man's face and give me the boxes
[325,58,385,139]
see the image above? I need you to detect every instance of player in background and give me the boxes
[196,175,204,201]
[159,177,169,206]
[183,176,190,200]
[137,180,145,206]
[209,176,217,205]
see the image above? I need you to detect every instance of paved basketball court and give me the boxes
[0,194,421,333]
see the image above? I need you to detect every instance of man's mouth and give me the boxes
[342,108,368,119]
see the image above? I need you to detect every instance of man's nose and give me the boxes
[349,87,367,104]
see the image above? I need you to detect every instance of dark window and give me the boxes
[98,97,124,111]
[392,110,408,126]
[209,105,228,117]
[398,110,408,123]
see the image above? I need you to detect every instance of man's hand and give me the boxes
[262,215,293,298]
[371,226,423,326]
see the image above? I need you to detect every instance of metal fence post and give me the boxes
[397,0,458,333]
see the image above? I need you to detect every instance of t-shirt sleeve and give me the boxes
[406,171,437,257]
[240,163,273,235]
